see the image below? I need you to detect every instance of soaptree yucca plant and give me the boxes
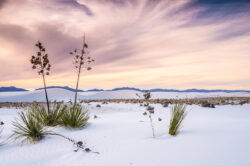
[60,104,89,129]
[30,41,51,114]
[10,111,95,152]
[69,35,94,107]
[11,111,49,143]
[169,104,187,136]
[143,90,156,138]
[29,102,67,127]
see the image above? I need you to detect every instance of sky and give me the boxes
[0,0,250,90]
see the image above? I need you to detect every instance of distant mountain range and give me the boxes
[35,86,104,92]
[0,86,28,92]
[35,86,85,92]
[1,86,250,93]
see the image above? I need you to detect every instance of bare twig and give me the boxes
[47,132,99,154]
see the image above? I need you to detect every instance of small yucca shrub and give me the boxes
[60,105,89,129]
[11,111,49,143]
[30,103,66,126]
[169,104,187,136]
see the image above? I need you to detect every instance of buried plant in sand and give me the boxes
[169,104,187,136]
[60,104,89,129]
[29,103,67,127]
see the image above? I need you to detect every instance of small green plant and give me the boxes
[10,111,49,143]
[30,103,67,126]
[60,105,89,129]
[169,104,187,136]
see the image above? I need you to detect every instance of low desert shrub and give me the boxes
[60,105,89,129]
[162,102,169,107]
[169,104,187,136]
[10,111,49,143]
[30,103,66,126]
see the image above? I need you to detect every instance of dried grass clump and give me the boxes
[169,104,187,136]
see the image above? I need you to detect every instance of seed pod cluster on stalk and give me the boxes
[69,35,95,107]
[30,41,51,76]
[69,39,94,72]
[30,41,51,113]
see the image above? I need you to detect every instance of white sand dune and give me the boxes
[1,103,250,166]
[80,90,144,100]
[0,88,75,102]
[150,91,250,99]
[0,88,250,102]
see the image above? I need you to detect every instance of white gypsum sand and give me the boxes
[0,103,250,166]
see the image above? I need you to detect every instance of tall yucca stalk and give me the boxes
[69,35,94,107]
[169,104,187,136]
[30,41,51,114]
[144,90,155,138]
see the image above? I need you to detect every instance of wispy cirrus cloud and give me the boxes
[0,0,249,90]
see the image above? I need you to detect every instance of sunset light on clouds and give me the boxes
[0,0,250,90]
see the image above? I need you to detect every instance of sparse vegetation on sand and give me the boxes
[60,105,89,129]
[79,97,250,106]
[9,110,96,153]
[169,104,187,136]
[29,103,67,127]
[11,111,49,143]
[0,97,249,109]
